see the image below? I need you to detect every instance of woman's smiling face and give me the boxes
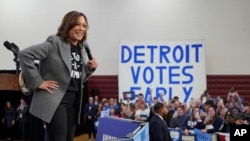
[69,16,87,45]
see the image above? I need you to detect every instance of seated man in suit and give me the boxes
[149,102,172,141]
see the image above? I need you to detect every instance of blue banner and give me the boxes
[194,128,211,141]
[169,128,182,141]
[169,128,196,141]
[96,117,141,141]
[123,91,136,101]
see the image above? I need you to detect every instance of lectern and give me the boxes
[96,117,149,141]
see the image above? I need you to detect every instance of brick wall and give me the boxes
[207,75,250,105]
[87,75,250,105]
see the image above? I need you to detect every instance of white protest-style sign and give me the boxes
[118,40,206,103]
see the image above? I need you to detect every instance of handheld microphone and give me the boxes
[85,46,93,60]
[3,41,19,55]
[83,42,96,71]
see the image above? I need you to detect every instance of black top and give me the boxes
[67,44,82,92]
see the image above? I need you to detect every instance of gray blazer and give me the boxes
[18,35,94,124]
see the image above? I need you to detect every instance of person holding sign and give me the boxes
[149,102,171,141]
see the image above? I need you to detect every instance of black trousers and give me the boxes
[86,119,96,139]
[18,118,28,140]
[46,92,77,141]
[3,127,14,139]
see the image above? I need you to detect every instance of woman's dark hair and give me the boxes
[5,100,13,111]
[56,11,88,44]
[175,105,185,111]
[128,103,135,111]
[190,106,200,121]
[206,106,217,125]
[229,106,241,118]
[114,108,121,117]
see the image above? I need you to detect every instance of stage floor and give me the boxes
[0,134,95,141]
[74,134,96,141]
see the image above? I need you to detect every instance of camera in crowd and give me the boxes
[233,112,250,124]
[225,107,250,125]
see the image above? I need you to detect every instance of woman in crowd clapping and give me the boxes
[183,106,203,135]
[200,106,224,133]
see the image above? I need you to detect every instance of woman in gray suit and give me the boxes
[18,11,98,141]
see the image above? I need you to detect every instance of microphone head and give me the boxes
[3,41,12,49]
[3,41,19,54]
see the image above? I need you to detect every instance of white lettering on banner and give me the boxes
[119,41,206,103]
[197,133,210,141]
[102,134,118,141]
[170,130,180,138]
[182,135,195,141]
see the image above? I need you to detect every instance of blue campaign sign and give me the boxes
[118,41,206,104]
[101,109,110,117]
[123,91,136,101]
[96,117,141,141]
[182,134,195,141]
[169,128,182,141]
[169,128,196,141]
[194,128,211,141]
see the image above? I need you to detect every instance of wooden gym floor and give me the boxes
[74,134,96,141]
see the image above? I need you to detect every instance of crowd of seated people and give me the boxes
[2,86,248,140]
[90,86,250,140]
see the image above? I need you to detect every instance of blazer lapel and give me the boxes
[59,41,71,74]
[80,47,87,81]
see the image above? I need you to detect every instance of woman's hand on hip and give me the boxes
[39,80,59,94]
